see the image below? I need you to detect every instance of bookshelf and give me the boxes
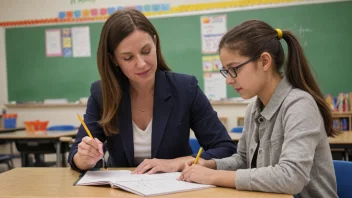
[332,112,352,132]
[234,113,351,131]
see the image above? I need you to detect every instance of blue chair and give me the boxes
[231,126,243,133]
[333,160,352,198]
[189,138,200,154]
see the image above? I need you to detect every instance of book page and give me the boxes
[114,172,180,182]
[76,170,132,186]
[113,172,214,196]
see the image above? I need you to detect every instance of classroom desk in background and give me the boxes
[0,127,25,133]
[0,168,292,198]
[229,132,352,160]
[328,132,352,160]
[0,130,77,167]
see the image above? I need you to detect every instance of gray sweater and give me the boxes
[214,77,338,198]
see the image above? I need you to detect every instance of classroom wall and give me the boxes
[1,0,348,127]
[0,0,231,106]
[0,27,7,108]
[0,0,234,21]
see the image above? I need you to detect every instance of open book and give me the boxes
[76,170,215,196]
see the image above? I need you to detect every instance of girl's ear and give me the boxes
[259,52,272,72]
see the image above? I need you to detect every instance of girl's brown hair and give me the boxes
[219,20,337,137]
[97,9,171,136]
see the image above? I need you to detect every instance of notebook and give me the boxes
[76,170,215,196]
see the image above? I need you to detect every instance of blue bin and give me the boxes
[231,126,243,133]
[47,125,76,131]
[4,118,17,129]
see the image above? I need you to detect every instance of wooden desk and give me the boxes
[0,168,292,198]
[0,130,77,167]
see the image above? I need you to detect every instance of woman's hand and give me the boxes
[132,156,193,174]
[73,136,104,170]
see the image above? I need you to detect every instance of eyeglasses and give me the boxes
[220,55,259,78]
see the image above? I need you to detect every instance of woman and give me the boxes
[68,9,236,173]
[179,20,338,198]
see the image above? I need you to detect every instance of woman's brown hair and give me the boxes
[97,8,171,136]
[219,20,337,137]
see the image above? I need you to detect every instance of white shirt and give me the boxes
[132,119,152,166]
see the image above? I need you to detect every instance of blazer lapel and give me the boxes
[118,81,134,166]
[152,71,172,158]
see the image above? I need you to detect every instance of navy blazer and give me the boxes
[68,70,236,171]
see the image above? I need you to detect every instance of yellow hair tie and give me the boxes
[275,28,283,40]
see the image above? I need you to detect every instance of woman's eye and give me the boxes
[124,57,132,61]
[142,49,151,54]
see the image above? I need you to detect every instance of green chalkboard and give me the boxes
[6,1,352,101]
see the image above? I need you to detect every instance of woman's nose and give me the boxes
[136,55,147,68]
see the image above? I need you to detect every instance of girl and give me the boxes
[179,20,338,198]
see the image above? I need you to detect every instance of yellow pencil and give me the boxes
[77,114,107,170]
[77,114,93,138]
[193,147,203,165]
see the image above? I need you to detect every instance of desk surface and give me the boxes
[0,130,77,140]
[0,168,292,198]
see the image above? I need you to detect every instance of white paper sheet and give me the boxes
[71,26,91,57]
[45,29,62,57]
[200,15,227,54]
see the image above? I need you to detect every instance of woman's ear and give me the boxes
[153,35,157,44]
[259,52,272,72]
[108,53,118,67]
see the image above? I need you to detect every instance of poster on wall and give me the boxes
[204,73,227,100]
[62,28,73,57]
[200,15,227,54]
[45,29,62,57]
[202,55,222,72]
[72,26,91,57]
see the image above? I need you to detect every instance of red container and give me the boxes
[24,120,49,132]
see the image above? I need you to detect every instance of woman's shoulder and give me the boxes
[91,80,101,90]
[162,71,198,88]
[164,71,196,81]
[90,80,102,95]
